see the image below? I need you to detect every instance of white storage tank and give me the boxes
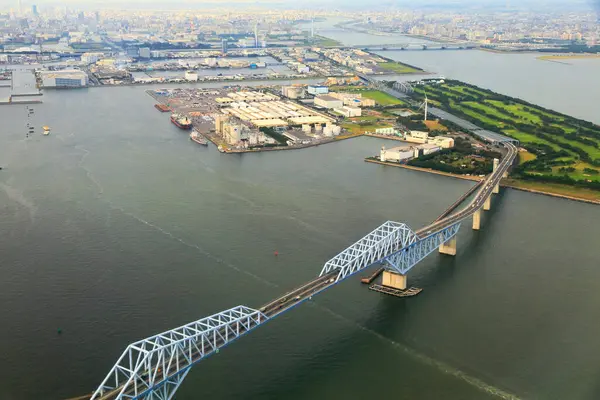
[332,125,341,136]
[302,124,312,133]
[323,126,333,137]
[314,124,323,132]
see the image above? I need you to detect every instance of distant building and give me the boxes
[221,39,228,54]
[334,106,362,118]
[31,4,38,16]
[406,130,429,144]
[380,146,414,163]
[314,95,343,109]
[138,47,151,59]
[126,47,139,57]
[81,52,103,64]
[281,86,305,99]
[307,85,329,96]
[375,127,399,136]
[296,64,309,74]
[40,70,88,88]
[429,136,454,149]
[184,71,198,81]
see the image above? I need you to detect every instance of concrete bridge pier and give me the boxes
[382,269,407,290]
[483,195,491,211]
[492,158,501,194]
[472,209,481,230]
[439,237,457,256]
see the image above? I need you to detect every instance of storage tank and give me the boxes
[323,126,333,137]
[332,125,342,136]
[314,124,323,132]
[302,124,312,133]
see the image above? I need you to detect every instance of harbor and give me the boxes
[149,85,366,154]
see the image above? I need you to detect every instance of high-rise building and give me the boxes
[32,4,38,16]
[254,23,259,48]
[139,47,151,59]
[221,39,228,54]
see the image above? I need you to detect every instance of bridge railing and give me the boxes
[319,221,418,281]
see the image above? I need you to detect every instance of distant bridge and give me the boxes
[352,43,478,51]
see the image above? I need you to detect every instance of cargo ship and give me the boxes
[170,113,192,130]
[190,130,208,146]
[155,104,171,112]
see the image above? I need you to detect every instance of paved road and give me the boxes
[416,142,517,237]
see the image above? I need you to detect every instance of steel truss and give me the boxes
[385,223,461,275]
[319,221,419,281]
[91,306,268,400]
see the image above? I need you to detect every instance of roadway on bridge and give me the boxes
[89,141,517,400]
[88,74,519,400]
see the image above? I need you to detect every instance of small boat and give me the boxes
[190,130,208,146]
[43,126,51,136]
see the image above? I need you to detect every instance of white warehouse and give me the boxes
[40,70,88,88]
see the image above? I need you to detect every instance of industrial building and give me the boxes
[139,47,151,59]
[430,136,455,149]
[375,127,400,136]
[314,95,343,109]
[329,92,376,107]
[81,52,103,64]
[184,71,199,81]
[40,70,88,88]
[379,143,443,163]
[281,86,305,99]
[334,106,362,118]
[405,130,429,144]
[219,92,335,129]
[307,85,329,95]
[380,146,416,163]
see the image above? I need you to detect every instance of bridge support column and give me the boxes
[493,183,500,194]
[483,195,491,211]
[439,237,457,256]
[472,209,481,230]
[503,171,508,178]
[382,270,407,290]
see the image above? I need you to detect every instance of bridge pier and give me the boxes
[493,183,500,194]
[472,209,481,230]
[483,195,491,211]
[439,237,457,256]
[382,269,407,290]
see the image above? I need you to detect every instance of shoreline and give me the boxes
[215,133,364,154]
[365,158,600,205]
[365,158,483,182]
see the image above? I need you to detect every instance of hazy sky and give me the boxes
[0,0,595,12]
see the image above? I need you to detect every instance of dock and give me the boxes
[369,284,423,298]
[360,267,384,284]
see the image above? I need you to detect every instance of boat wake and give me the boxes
[111,205,279,288]
[315,305,521,400]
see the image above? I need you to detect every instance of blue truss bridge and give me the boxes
[73,142,518,400]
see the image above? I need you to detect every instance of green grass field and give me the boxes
[503,129,561,150]
[336,89,404,106]
[377,62,420,74]
[462,101,516,121]
[313,35,342,47]
[410,81,600,192]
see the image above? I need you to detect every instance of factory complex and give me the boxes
[149,86,349,152]
[218,91,335,129]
